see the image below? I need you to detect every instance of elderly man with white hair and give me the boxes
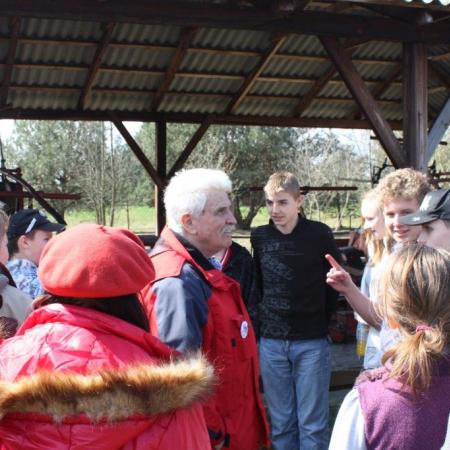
[142,168,270,450]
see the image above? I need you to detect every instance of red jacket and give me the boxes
[142,227,270,450]
[0,304,213,450]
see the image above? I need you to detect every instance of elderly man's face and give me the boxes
[190,190,237,257]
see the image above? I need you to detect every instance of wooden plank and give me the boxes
[1,1,449,43]
[321,36,405,167]
[429,61,450,90]
[292,38,366,117]
[0,34,402,65]
[403,42,428,172]
[0,108,403,129]
[7,84,404,105]
[167,118,212,179]
[111,115,165,189]
[151,27,197,112]
[2,60,403,83]
[78,22,115,110]
[427,95,450,162]
[226,34,287,114]
[0,17,19,106]
[349,64,402,120]
[155,120,167,234]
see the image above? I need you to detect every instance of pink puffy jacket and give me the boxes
[0,304,213,450]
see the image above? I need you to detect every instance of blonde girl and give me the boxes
[330,244,450,450]
[356,190,392,368]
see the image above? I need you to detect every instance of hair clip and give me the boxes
[415,324,432,333]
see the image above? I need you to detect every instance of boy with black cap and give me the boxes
[400,188,450,251]
[7,209,65,298]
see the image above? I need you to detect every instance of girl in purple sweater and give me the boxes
[329,244,450,450]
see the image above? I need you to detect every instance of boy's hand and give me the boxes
[325,254,355,295]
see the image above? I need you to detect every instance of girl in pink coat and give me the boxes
[0,224,213,450]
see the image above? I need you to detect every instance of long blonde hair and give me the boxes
[361,189,390,265]
[378,244,450,393]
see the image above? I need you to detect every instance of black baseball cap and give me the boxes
[400,189,450,226]
[7,209,65,240]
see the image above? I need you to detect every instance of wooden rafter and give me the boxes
[78,22,115,110]
[0,34,404,66]
[111,115,165,189]
[323,0,450,13]
[292,65,336,117]
[1,60,426,91]
[167,118,212,179]
[0,17,19,106]
[429,51,450,62]
[429,61,450,90]
[1,1,449,43]
[292,38,366,117]
[427,94,450,162]
[6,83,408,105]
[151,27,197,112]
[320,36,405,167]
[348,64,402,120]
[225,34,287,114]
[0,108,403,130]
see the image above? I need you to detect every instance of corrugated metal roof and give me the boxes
[0,3,447,129]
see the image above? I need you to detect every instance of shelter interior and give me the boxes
[0,0,449,230]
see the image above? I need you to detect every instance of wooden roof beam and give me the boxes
[0,107,402,129]
[111,115,165,189]
[323,0,450,13]
[430,51,450,62]
[167,118,212,179]
[429,61,450,90]
[151,27,197,112]
[427,94,450,163]
[292,38,365,117]
[225,34,287,114]
[8,83,408,105]
[78,22,115,110]
[0,17,20,107]
[320,36,405,167]
[1,1,450,44]
[348,63,402,120]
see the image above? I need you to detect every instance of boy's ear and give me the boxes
[17,234,28,251]
[297,194,305,208]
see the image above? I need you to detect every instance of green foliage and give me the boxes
[4,120,380,230]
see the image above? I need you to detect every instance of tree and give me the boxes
[6,121,149,224]
[186,125,300,229]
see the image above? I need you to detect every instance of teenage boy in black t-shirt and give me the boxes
[251,171,340,450]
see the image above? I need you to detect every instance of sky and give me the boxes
[0,119,143,141]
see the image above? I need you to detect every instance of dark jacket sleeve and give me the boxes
[249,232,262,337]
[153,263,210,352]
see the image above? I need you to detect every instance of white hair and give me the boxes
[164,168,232,234]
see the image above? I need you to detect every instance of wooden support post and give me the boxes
[403,42,428,172]
[155,120,167,235]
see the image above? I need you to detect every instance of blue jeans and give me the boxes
[259,337,330,450]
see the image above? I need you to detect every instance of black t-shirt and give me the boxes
[251,216,340,340]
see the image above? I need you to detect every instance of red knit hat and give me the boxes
[39,224,154,298]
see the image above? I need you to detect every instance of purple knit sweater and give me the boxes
[358,357,450,450]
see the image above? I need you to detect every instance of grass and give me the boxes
[65,205,361,236]
[65,206,156,233]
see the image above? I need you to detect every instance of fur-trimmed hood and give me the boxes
[0,353,215,423]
